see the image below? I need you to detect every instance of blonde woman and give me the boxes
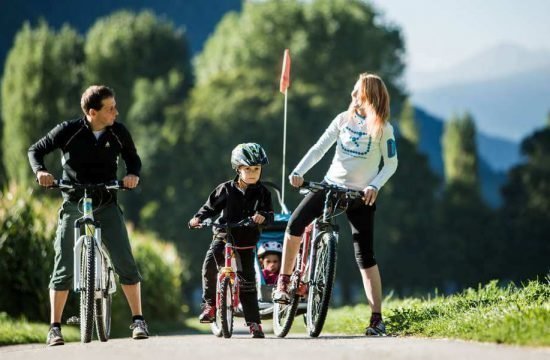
[273,73,398,336]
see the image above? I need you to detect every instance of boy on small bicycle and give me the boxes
[189,143,274,338]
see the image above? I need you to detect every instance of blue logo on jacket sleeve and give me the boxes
[387,139,397,158]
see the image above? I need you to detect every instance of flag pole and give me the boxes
[282,87,288,207]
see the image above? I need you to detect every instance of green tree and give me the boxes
[84,10,193,224]
[437,113,499,290]
[500,124,550,281]
[398,99,419,147]
[442,113,479,190]
[84,10,193,122]
[1,22,83,185]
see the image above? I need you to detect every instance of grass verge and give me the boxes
[323,279,550,346]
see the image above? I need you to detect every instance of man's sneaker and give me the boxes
[130,319,149,339]
[46,327,64,346]
[249,322,265,338]
[198,304,216,323]
[272,275,290,304]
[365,318,386,336]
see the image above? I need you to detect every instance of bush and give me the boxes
[0,185,58,321]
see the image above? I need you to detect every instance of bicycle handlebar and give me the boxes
[48,179,130,191]
[191,217,258,230]
[301,181,364,199]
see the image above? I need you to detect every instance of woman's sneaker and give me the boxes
[249,323,265,338]
[272,275,290,304]
[365,317,387,336]
[46,326,64,346]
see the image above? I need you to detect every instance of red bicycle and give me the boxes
[273,181,363,337]
[195,218,256,338]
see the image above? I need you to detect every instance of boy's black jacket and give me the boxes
[193,178,275,246]
[28,117,141,203]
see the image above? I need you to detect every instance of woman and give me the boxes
[273,73,398,336]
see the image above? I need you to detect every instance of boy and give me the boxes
[189,143,274,338]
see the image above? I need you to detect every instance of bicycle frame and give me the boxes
[216,239,240,310]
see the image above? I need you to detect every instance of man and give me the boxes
[28,85,149,346]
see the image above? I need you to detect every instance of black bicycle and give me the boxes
[273,181,363,337]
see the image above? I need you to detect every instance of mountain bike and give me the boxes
[273,181,363,337]
[193,218,257,338]
[50,179,127,343]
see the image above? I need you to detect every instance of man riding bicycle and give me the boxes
[28,85,149,346]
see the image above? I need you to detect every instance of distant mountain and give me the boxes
[408,43,550,91]
[412,66,550,142]
[408,43,550,143]
[0,0,242,69]
[413,107,513,207]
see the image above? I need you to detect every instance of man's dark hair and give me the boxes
[80,85,115,115]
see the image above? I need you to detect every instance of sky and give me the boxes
[368,0,550,73]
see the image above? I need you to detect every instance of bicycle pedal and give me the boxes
[66,316,80,325]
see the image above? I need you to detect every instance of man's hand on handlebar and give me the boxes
[188,217,201,228]
[123,174,139,189]
[288,173,304,188]
[36,171,55,187]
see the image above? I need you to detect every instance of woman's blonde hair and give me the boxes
[348,73,390,138]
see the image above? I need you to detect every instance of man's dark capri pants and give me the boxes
[50,200,142,290]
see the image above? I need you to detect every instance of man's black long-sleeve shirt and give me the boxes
[194,178,274,246]
[28,117,141,203]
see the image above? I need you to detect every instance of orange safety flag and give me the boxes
[279,49,291,94]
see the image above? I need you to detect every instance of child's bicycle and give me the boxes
[273,181,363,338]
[193,217,257,338]
[49,179,128,343]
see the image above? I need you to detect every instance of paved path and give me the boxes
[1,333,549,360]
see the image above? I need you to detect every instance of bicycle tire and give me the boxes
[272,273,300,338]
[220,277,234,338]
[210,276,223,337]
[80,237,95,343]
[306,232,337,337]
[95,260,113,341]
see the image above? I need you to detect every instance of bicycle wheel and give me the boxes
[210,277,223,337]
[272,272,300,338]
[95,266,112,342]
[306,232,337,337]
[80,237,95,343]
[219,277,234,338]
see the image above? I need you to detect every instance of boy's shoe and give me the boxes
[249,323,265,338]
[199,304,216,323]
[272,275,290,304]
[365,318,386,336]
[46,327,64,346]
[130,319,149,339]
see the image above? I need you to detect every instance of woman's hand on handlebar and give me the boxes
[288,173,304,188]
[123,174,139,189]
[362,185,378,206]
[36,171,55,187]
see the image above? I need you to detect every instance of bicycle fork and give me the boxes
[73,197,116,298]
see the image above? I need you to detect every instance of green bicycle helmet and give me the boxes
[231,143,269,170]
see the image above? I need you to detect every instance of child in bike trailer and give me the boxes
[257,241,282,285]
[273,73,398,336]
[189,143,274,338]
